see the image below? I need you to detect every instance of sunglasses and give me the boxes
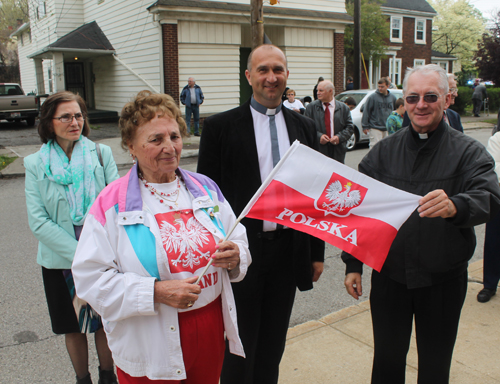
[405,94,440,104]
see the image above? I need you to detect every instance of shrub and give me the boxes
[449,87,500,115]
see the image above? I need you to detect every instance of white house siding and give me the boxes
[206,0,346,13]
[178,21,241,114]
[17,34,37,93]
[53,0,84,37]
[80,0,162,112]
[283,27,334,100]
[28,0,59,53]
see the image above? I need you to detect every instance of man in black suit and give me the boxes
[445,74,464,132]
[305,80,354,164]
[198,44,325,384]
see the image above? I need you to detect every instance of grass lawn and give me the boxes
[0,154,17,171]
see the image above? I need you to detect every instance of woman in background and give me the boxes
[24,91,119,384]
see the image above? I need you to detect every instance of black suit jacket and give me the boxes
[198,99,325,291]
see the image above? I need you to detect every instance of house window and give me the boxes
[37,0,46,19]
[433,61,448,72]
[388,57,402,85]
[414,59,425,67]
[391,16,403,42]
[415,19,426,43]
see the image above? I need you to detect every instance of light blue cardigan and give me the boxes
[24,140,119,269]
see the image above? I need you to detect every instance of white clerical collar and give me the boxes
[250,96,282,116]
[418,133,429,139]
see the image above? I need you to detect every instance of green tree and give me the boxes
[475,11,500,87]
[344,0,389,76]
[0,0,29,82]
[429,0,486,71]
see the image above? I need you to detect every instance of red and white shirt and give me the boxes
[140,177,222,311]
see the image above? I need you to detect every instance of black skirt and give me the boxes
[42,267,102,335]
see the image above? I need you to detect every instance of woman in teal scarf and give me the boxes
[24,91,119,384]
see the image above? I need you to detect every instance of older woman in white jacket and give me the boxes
[72,91,250,383]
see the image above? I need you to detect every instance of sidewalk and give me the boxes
[279,259,500,384]
[0,121,494,178]
[0,135,201,178]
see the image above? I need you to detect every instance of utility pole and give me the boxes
[250,0,264,49]
[353,0,362,89]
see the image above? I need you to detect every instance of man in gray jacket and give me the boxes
[305,80,354,163]
[362,77,397,148]
[472,81,488,117]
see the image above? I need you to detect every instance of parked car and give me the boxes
[335,89,403,150]
[0,83,39,127]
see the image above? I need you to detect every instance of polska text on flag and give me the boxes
[239,141,421,272]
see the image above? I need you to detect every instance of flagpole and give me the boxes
[195,140,301,284]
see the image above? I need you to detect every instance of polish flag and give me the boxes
[239,141,421,271]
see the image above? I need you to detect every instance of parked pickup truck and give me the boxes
[0,83,39,126]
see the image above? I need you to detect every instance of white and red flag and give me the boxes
[239,141,421,272]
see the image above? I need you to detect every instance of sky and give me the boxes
[469,0,499,20]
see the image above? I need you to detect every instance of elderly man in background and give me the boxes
[198,44,325,384]
[472,80,488,117]
[180,77,204,136]
[305,80,354,164]
[342,64,500,384]
[445,74,463,132]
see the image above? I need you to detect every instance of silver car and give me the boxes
[335,89,403,150]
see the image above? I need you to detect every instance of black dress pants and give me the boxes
[473,98,483,115]
[221,230,296,384]
[370,270,467,384]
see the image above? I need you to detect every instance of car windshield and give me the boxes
[0,85,23,96]
[335,92,367,104]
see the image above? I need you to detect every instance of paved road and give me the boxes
[0,121,121,148]
[0,129,490,383]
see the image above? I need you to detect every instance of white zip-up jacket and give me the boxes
[72,165,250,380]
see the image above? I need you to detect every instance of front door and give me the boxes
[65,62,86,101]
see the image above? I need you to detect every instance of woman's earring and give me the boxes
[130,153,136,164]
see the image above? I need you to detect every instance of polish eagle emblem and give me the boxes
[322,181,362,213]
[159,216,212,271]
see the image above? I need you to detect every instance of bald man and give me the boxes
[198,44,325,384]
[305,80,354,163]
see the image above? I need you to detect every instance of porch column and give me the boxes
[369,60,373,89]
[34,58,45,94]
[52,52,65,92]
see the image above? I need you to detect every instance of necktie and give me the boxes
[324,102,331,137]
[250,97,282,167]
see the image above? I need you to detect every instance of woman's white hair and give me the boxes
[402,64,449,95]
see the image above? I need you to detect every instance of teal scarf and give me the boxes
[39,136,96,226]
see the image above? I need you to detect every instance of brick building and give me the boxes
[364,0,437,88]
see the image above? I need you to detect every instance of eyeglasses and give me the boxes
[449,87,458,94]
[405,94,440,104]
[53,113,85,123]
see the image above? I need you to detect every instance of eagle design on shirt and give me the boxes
[159,216,212,269]
[322,181,362,212]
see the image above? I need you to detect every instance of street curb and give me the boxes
[0,149,201,179]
